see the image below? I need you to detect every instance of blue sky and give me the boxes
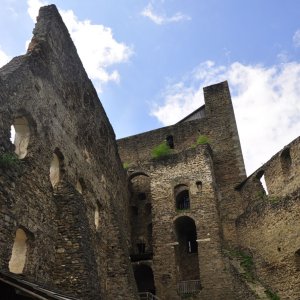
[1,0,300,175]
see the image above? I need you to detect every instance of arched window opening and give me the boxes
[49,149,64,188]
[176,190,190,210]
[295,249,300,271]
[256,170,269,195]
[9,228,28,274]
[11,117,30,159]
[134,265,156,295]
[174,216,200,281]
[166,135,174,149]
[196,181,202,193]
[175,217,198,254]
[281,148,292,176]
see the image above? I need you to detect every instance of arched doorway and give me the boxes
[174,216,200,280]
[134,264,156,295]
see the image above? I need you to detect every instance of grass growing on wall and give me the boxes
[196,135,209,145]
[265,289,280,300]
[0,153,20,168]
[151,142,172,158]
[122,162,130,170]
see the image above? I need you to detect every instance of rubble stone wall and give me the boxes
[0,5,137,300]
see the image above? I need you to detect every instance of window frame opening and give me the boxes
[280,148,292,176]
[134,264,156,295]
[11,117,30,159]
[95,202,102,230]
[174,216,200,281]
[9,228,30,274]
[166,135,174,149]
[256,170,269,195]
[176,190,190,210]
[49,148,64,188]
[138,192,147,201]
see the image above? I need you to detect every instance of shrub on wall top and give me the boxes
[151,142,172,158]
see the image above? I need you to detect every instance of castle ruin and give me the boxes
[0,5,299,300]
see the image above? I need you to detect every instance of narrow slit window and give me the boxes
[166,135,174,149]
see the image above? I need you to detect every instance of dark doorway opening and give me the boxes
[134,265,156,295]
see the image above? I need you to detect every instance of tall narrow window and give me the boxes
[166,135,174,149]
[49,149,64,188]
[256,170,268,195]
[9,228,28,274]
[95,203,101,229]
[196,181,202,193]
[174,216,200,281]
[11,117,30,159]
[281,148,292,176]
[76,178,85,194]
[176,190,190,210]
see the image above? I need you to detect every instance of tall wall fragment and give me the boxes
[0,5,137,300]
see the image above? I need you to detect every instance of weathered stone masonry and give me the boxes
[0,5,137,300]
[0,4,299,300]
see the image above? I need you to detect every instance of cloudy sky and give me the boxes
[1,0,300,175]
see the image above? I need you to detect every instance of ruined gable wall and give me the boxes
[0,5,137,300]
[235,136,300,299]
[263,137,300,197]
[236,189,300,299]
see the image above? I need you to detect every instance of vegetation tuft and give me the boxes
[123,162,130,170]
[224,248,255,281]
[151,142,172,158]
[196,135,209,145]
[191,135,210,148]
[0,153,21,168]
[265,289,280,300]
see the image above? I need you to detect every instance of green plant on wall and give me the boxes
[196,135,209,145]
[122,162,130,170]
[224,248,254,282]
[151,142,172,158]
[265,289,280,300]
[0,153,21,168]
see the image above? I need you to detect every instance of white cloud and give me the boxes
[141,2,191,25]
[293,29,300,48]
[151,61,300,175]
[0,48,10,67]
[27,0,133,92]
[27,0,46,22]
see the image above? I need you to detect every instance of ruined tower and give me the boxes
[1,4,300,300]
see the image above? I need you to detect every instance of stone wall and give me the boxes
[0,5,137,300]
[235,136,300,299]
[126,145,240,299]
[263,137,300,197]
[236,189,300,299]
